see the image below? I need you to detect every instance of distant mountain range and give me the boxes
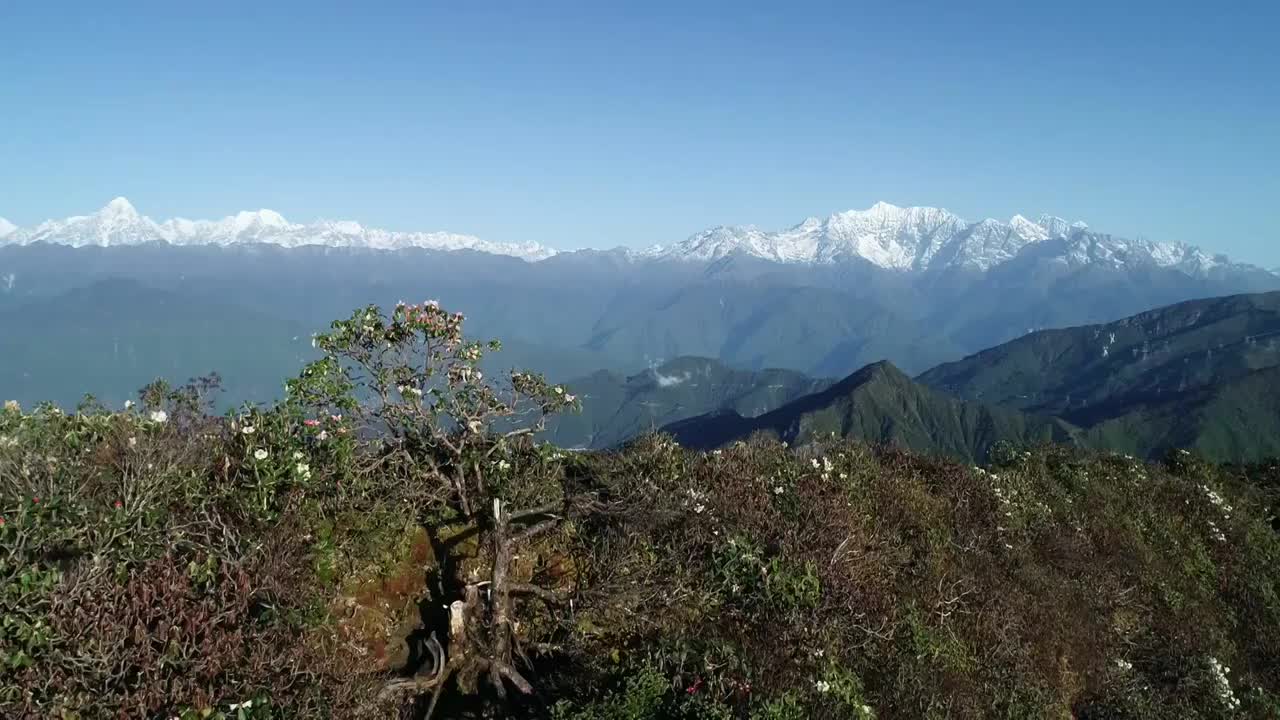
[653,201,1258,276]
[0,198,557,260]
[3,200,1279,427]
[3,198,1275,279]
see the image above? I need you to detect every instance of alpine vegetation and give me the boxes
[2,302,1279,719]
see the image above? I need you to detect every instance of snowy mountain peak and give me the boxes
[1,199,557,261]
[103,196,137,212]
[651,203,1248,277]
[1009,214,1049,242]
[233,209,292,231]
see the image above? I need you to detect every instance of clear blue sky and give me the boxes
[2,1,1277,264]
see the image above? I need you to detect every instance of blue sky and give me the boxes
[2,1,1278,264]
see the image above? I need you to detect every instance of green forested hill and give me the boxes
[665,361,1080,462]
[914,290,1280,462]
[1083,365,1280,461]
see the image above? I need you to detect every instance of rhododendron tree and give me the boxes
[285,301,589,713]
[287,301,578,517]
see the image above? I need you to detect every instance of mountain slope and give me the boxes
[1083,365,1280,461]
[914,290,1280,462]
[917,290,1280,422]
[544,357,832,449]
[665,361,1080,462]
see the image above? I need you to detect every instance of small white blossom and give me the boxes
[693,503,706,514]
[1207,657,1239,710]
[149,410,168,424]
[295,462,311,478]
[773,486,784,495]
[124,400,134,410]
[293,451,304,460]
[814,680,831,693]
[254,448,269,461]
[241,425,256,435]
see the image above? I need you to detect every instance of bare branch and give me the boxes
[510,583,567,604]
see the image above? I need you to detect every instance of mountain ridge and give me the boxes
[2,197,558,261]
[664,359,1080,462]
[3,198,1266,277]
[647,201,1245,276]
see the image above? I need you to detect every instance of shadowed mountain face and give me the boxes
[664,361,1079,463]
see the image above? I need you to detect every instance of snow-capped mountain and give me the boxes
[2,198,1257,277]
[1,198,558,261]
[649,201,1241,276]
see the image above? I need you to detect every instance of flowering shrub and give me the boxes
[285,302,578,516]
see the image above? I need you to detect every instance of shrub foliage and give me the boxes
[2,302,1279,719]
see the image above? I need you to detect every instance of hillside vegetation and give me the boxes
[664,361,1080,463]
[919,291,1280,461]
[3,302,1280,719]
